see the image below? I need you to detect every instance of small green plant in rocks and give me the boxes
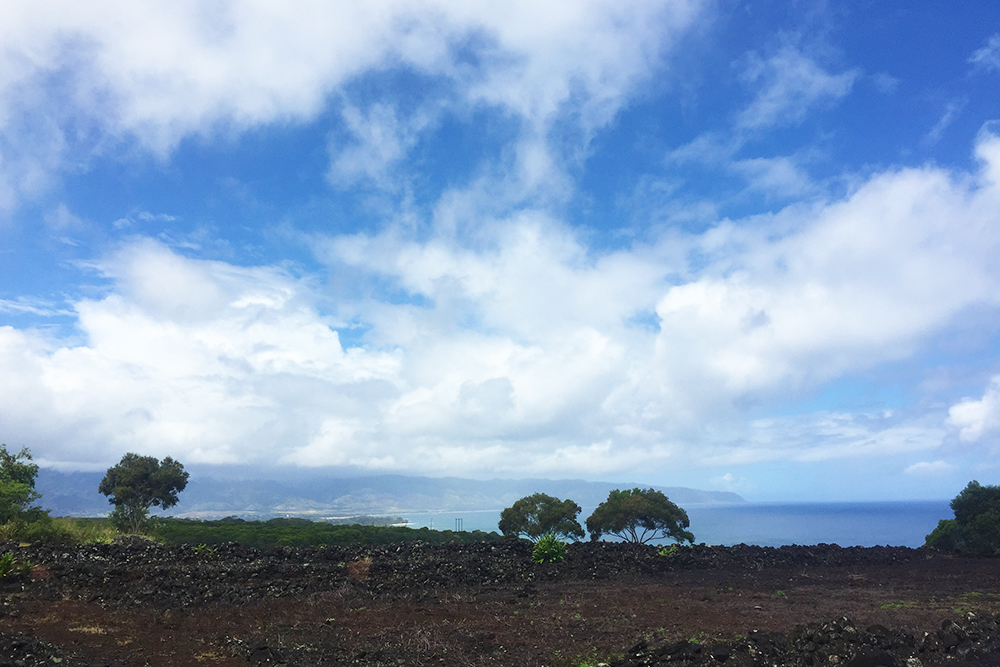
[658,544,679,557]
[532,534,567,563]
[0,552,32,577]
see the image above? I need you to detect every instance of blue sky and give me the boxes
[1,1,999,501]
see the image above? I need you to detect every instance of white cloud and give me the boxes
[969,33,1000,73]
[136,211,177,223]
[869,72,900,95]
[0,298,73,318]
[737,46,858,130]
[903,460,954,476]
[730,154,818,198]
[710,472,750,493]
[3,127,1000,477]
[0,0,702,210]
[328,102,437,188]
[924,99,967,146]
[43,203,85,231]
[0,240,402,467]
[948,375,1000,442]
[650,134,1000,403]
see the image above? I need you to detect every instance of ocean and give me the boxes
[401,500,952,548]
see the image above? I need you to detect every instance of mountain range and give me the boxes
[35,469,745,520]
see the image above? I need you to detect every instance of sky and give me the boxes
[1,1,999,502]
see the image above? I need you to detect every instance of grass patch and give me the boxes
[1,516,122,545]
[958,591,986,600]
[878,600,918,610]
[68,624,106,634]
[50,517,120,543]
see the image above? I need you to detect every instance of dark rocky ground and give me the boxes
[2,538,1000,666]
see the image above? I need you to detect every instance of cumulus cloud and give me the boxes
[3,121,1000,478]
[0,239,402,468]
[948,375,1000,443]
[651,131,1000,404]
[0,0,702,210]
[302,128,1000,473]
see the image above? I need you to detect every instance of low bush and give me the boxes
[346,556,373,581]
[532,534,567,563]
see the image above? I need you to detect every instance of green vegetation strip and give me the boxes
[4,515,503,548]
[150,516,502,548]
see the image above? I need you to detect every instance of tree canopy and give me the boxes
[0,444,43,523]
[99,453,189,533]
[586,488,694,544]
[926,480,1000,555]
[498,492,585,541]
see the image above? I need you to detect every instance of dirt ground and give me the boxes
[2,540,999,666]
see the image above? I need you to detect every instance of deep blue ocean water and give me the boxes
[402,500,952,548]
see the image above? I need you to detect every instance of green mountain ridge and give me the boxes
[35,469,745,520]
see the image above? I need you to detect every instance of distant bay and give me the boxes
[403,500,951,548]
[32,469,952,547]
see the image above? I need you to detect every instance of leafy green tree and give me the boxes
[0,445,43,523]
[498,493,585,541]
[586,488,694,544]
[926,480,1000,555]
[99,453,189,533]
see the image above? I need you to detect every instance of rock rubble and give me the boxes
[611,614,1000,667]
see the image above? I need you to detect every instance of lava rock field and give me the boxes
[2,539,999,666]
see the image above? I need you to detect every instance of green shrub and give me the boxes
[532,534,567,563]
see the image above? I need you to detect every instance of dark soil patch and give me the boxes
[2,540,1000,666]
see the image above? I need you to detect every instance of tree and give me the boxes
[99,453,189,533]
[925,480,1000,555]
[498,493,585,541]
[0,445,43,523]
[586,488,694,544]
